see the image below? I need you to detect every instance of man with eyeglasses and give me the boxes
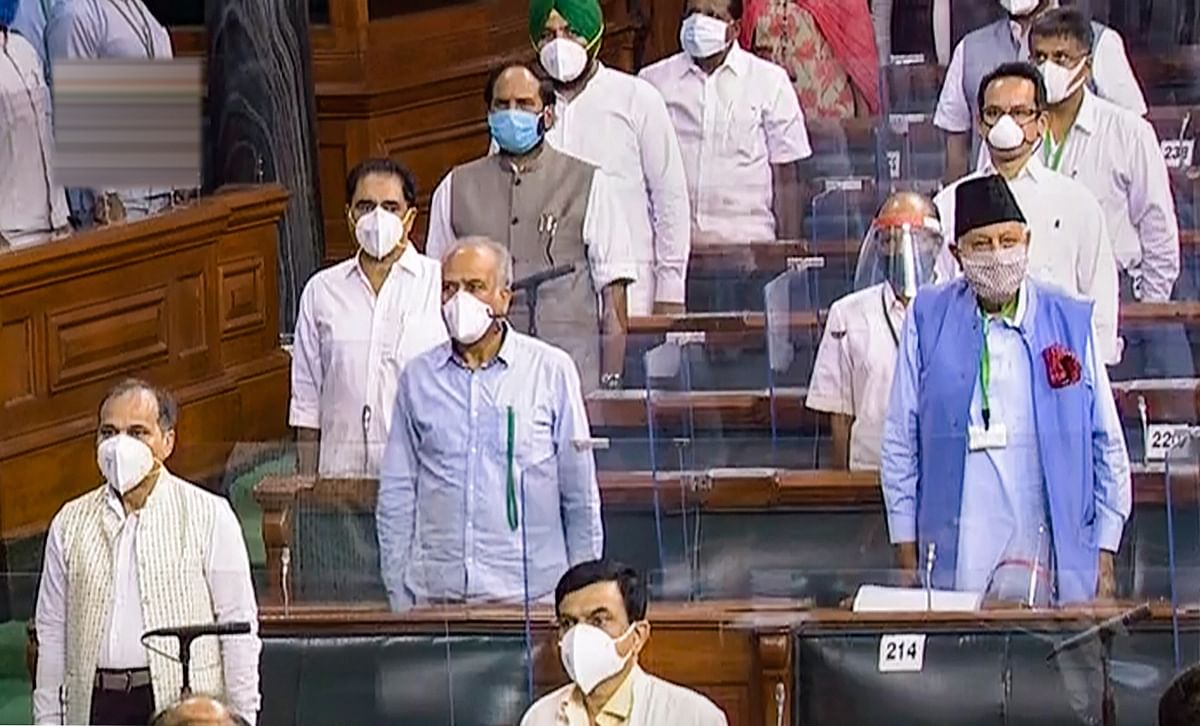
[289,158,448,477]
[932,62,1119,364]
[1029,8,1183,376]
[934,0,1145,183]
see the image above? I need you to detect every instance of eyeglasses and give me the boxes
[981,106,1040,126]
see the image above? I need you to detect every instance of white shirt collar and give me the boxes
[683,42,749,78]
[1071,88,1100,135]
[979,151,1050,183]
[349,241,422,282]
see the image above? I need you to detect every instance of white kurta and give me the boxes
[289,245,448,477]
[639,44,812,244]
[543,63,691,314]
[0,31,68,245]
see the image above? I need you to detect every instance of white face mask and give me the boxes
[97,433,156,495]
[680,14,729,59]
[539,37,590,83]
[559,623,635,694]
[987,114,1027,151]
[441,290,495,345]
[355,207,405,259]
[999,0,1040,16]
[1039,58,1087,104]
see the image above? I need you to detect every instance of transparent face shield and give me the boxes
[852,213,943,301]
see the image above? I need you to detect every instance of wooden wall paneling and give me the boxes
[0,186,292,539]
[755,631,792,726]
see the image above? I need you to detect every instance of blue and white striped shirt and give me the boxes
[377,326,603,610]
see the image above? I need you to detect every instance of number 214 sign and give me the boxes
[878,634,927,673]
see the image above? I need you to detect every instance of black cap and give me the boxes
[954,174,1026,240]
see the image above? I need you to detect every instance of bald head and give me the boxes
[151,696,245,726]
[876,191,937,222]
[440,237,514,318]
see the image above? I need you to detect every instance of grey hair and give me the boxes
[441,236,514,289]
[99,378,179,432]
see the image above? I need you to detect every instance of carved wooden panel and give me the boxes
[0,318,36,408]
[174,271,209,358]
[46,288,170,394]
[220,256,267,337]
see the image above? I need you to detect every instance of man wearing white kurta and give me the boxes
[638,0,812,245]
[0,14,69,247]
[934,0,1145,181]
[934,61,1119,364]
[47,0,175,224]
[530,0,691,316]
[290,158,447,477]
[34,379,260,725]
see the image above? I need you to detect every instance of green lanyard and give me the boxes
[979,314,993,429]
[506,406,518,531]
[1042,128,1071,171]
[978,297,1020,429]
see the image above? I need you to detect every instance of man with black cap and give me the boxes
[880,174,1131,607]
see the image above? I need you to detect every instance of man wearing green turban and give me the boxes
[528,0,692,318]
[528,0,604,49]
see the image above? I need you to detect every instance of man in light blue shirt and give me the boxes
[377,236,604,611]
[880,174,1130,606]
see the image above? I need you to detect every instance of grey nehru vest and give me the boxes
[450,146,602,390]
[959,18,1104,158]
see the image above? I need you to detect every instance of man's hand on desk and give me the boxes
[653,302,685,315]
[1096,550,1117,601]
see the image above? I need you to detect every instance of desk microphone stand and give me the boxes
[511,264,575,339]
[142,622,253,699]
[1046,603,1152,726]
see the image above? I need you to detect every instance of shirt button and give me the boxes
[514,178,522,186]
[511,217,519,225]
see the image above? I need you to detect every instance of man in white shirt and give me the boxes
[0,16,68,247]
[935,0,1146,182]
[47,0,175,225]
[1030,9,1186,375]
[933,61,1119,364]
[639,0,812,245]
[290,158,447,478]
[427,63,635,392]
[530,0,691,315]
[34,379,260,725]
[807,192,942,471]
[520,559,727,726]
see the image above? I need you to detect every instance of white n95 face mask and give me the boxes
[355,207,405,259]
[442,290,495,345]
[680,14,729,59]
[540,38,589,83]
[97,434,155,495]
[999,0,1040,16]
[987,114,1027,151]
[1039,59,1087,104]
[559,623,635,694]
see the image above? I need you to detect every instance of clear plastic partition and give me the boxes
[764,257,823,469]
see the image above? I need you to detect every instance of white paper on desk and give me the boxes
[853,585,983,612]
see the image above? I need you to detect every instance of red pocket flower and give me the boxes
[1042,343,1082,389]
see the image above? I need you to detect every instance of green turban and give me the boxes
[528,0,604,46]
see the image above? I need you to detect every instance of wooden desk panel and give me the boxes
[0,187,291,538]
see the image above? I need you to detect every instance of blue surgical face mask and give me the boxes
[488,109,544,155]
[0,0,17,28]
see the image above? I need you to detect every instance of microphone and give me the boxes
[924,542,936,612]
[142,621,253,698]
[1045,603,1152,660]
[1137,394,1150,466]
[511,264,575,293]
[142,621,252,640]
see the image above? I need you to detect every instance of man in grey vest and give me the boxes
[934,0,1145,182]
[427,62,636,392]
